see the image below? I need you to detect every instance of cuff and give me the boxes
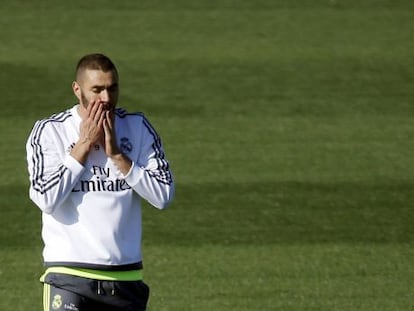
[123,162,145,187]
[63,154,85,176]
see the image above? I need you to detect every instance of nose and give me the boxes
[99,89,110,103]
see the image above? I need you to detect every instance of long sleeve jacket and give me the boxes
[26,105,174,270]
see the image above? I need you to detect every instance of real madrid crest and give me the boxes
[52,294,63,310]
[120,137,133,154]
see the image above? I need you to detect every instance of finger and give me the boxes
[105,111,113,131]
[103,119,110,139]
[90,103,103,124]
[86,99,97,117]
[95,103,104,123]
[97,107,105,127]
[103,120,114,149]
[88,100,100,120]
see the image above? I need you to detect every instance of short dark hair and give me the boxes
[75,53,118,80]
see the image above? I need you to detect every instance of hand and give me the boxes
[102,110,133,174]
[70,101,105,164]
[79,100,105,147]
[102,110,120,156]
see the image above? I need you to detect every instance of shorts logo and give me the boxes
[52,294,63,310]
[64,302,79,311]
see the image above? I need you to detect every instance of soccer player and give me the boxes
[26,53,175,311]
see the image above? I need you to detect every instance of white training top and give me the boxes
[26,105,174,270]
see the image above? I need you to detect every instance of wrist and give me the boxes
[70,139,94,164]
[110,153,132,175]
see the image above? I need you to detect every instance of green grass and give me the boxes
[142,244,414,310]
[0,0,413,310]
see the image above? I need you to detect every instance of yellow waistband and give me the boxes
[40,266,143,282]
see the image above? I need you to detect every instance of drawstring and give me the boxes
[97,280,116,296]
[97,281,102,295]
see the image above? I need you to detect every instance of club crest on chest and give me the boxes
[120,137,133,154]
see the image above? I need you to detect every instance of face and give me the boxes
[72,69,119,115]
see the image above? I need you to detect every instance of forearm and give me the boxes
[124,163,174,209]
[29,155,85,213]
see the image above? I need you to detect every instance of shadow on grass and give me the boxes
[2,180,412,249]
[0,185,41,248]
[143,180,414,246]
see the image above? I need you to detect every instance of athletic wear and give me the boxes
[40,267,144,281]
[26,104,174,269]
[43,273,149,311]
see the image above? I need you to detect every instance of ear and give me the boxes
[72,81,81,101]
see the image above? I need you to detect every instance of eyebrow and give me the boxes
[91,82,118,90]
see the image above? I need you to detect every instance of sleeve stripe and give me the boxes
[30,111,72,194]
[102,109,173,185]
[142,116,173,185]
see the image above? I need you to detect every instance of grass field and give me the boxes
[0,0,413,310]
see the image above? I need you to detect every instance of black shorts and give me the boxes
[43,273,150,311]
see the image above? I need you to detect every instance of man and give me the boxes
[26,53,175,311]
